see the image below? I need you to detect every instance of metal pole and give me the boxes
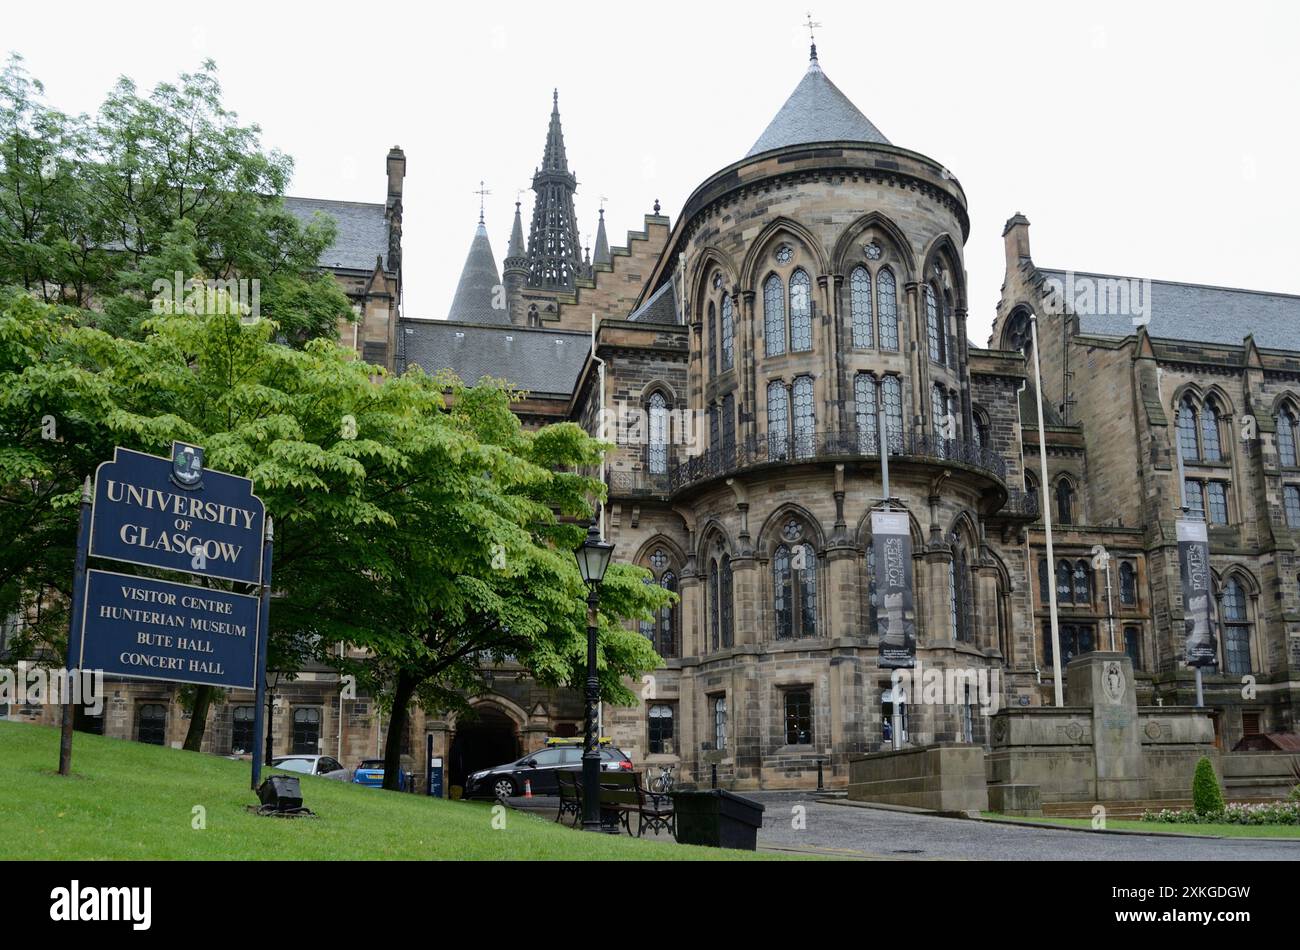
[1104,557,1116,653]
[58,476,93,777]
[581,588,603,831]
[1029,314,1064,707]
[877,394,891,506]
[250,517,274,791]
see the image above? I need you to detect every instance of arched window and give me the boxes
[767,381,790,459]
[720,555,734,648]
[792,376,815,459]
[658,571,678,658]
[925,285,945,364]
[972,410,990,451]
[764,274,785,356]
[789,268,812,352]
[1201,399,1222,462]
[1073,560,1092,605]
[720,295,735,370]
[850,266,873,347]
[721,393,736,464]
[707,301,717,376]
[1177,397,1200,462]
[709,562,721,652]
[855,373,878,454]
[877,268,899,350]
[1277,407,1299,468]
[1222,579,1251,676]
[774,536,818,639]
[1119,561,1137,606]
[647,392,669,475]
[1038,557,1050,604]
[881,376,904,452]
[1025,473,1040,517]
[955,547,973,643]
[1055,478,1074,526]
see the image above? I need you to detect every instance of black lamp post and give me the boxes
[573,516,614,832]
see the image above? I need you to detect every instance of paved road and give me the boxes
[513,792,1300,860]
[746,793,1300,861]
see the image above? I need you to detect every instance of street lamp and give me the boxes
[573,516,614,832]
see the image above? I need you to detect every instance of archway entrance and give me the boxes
[449,705,520,792]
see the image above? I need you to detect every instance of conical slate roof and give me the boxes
[746,47,890,158]
[593,208,611,266]
[507,201,526,259]
[447,221,511,325]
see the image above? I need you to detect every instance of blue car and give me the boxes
[352,759,408,790]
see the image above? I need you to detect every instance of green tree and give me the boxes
[1192,756,1225,817]
[0,55,351,342]
[0,298,668,757]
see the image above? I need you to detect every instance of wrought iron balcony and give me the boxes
[661,429,1008,494]
[1001,488,1040,519]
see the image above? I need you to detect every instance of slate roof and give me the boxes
[283,196,390,272]
[628,279,679,325]
[400,320,590,396]
[447,222,510,325]
[746,53,891,158]
[1040,269,1300,352]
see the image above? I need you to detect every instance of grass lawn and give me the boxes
[982,812,1300,839]
[0,721,782,860]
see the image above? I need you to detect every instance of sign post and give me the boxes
[60,442,270,786]
[58,477,94,777]
[251,517,274,791]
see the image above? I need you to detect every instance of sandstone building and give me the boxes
[13,43,1297,795]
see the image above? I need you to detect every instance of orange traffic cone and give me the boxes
[524,779,533,798]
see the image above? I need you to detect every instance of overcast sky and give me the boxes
[11,0,1298,345]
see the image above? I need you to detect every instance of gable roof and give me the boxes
[746,53,890,159]
[1040,268,1300,352]
[627,279,679,325]
[399,320,590,396]
[283,196,390,272]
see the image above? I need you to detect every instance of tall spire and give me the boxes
[525,89,584,290]
[507,200,526,259]
[447,214,510,326]
[592,207,611,267]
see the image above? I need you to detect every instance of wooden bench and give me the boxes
[555,770,581,826]
[595,770,675,838]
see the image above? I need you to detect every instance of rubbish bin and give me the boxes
[670,789,765,850]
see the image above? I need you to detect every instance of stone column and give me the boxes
[1066,652,1146,800]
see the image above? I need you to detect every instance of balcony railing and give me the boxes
[1002,489,1040,519]
[659,429,1007,493]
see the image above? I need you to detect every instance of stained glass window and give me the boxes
[882,376,903,452]
[1279,409,1299,468]
[1206,482,1229,525]
[1178,398,1200,462]
[1285,485,1300,528]
[1201,400,1222,462]
[764,274,785,356]
[720,555,734,648]
[648,391,668,474]
[707,301,717,376]
[790,269,812,352]
[774,545,792,639]
[855,373,878,454]
[775,244,793,264]
[1223,580,1251,676]
[1073,561,1091,604]
[792,376,815,458]
[721,295,735,370]
[850,266,873,348]
[925,285,944,363]
[877,268,899,350]
[767,381,789,459]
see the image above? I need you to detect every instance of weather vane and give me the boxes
[805,12,821,60]
[473,180,491,223]
[599,195,608,213]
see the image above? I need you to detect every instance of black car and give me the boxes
[465,744,633,799]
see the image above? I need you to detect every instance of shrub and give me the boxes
[1192,756,1225,817]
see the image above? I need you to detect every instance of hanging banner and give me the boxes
[873,510,916,669]
[1177,519,1217,668]
[79,569,261,690]
[89,443,266,585]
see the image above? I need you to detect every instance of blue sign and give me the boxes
[78,569,260,689]
[89,443,265,585]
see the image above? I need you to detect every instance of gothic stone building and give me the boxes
[14,45,1297,793]
[398,43,1300,790]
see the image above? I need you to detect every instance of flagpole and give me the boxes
[1173,407,1205,708]
[1029,313,1064,708]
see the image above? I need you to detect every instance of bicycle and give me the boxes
[649,763,675,794]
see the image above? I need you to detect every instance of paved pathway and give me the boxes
[511,792,1300,860]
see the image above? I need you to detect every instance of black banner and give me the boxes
[873,510,915,669]
[1178,519,1217,668]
